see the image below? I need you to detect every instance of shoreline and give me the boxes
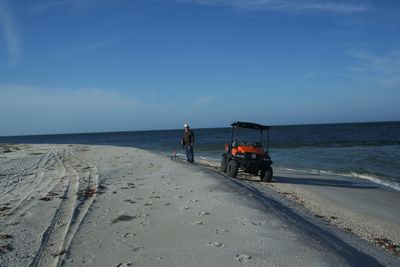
[1,144,399,266]
[195,154,400,193]
[183,154,400,257]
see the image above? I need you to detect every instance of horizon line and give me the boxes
[0,119,399,138]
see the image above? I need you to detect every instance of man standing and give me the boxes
[181,123,195,163]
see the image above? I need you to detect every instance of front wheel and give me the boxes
[260,166,273,182]
[220,154,228,173]
[226,160,239,178]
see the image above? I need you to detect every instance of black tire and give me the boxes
[220,154,228,173]
[226,160,239,178]
[260,166,273,182]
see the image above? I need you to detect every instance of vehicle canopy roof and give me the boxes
[231,121,270,130]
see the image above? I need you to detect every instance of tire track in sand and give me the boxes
[30,147,98,267]
[5,150,66,223]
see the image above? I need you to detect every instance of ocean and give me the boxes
[1,121,399,191]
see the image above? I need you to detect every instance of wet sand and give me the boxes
[0,144,399,266]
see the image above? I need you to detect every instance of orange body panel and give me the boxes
[231,145,265,155]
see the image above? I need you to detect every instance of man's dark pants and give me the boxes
[184,145,194,163]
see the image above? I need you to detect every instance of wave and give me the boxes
[198,156,220,162]
[276,166,400,192]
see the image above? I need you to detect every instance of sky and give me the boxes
[0,0,399,136]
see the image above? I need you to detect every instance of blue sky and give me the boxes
[0,0,399,136]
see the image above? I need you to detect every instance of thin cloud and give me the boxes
[29,0,71,14]
[58,39,120,55]
[349,50,400,74]
[29,0,110,14]
[0,0,21,67]
[304,71,355,79]
[348,49,400,88]
[174,0,370,14]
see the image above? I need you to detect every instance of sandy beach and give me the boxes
[1,144,399,266]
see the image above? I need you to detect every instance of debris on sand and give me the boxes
[0,234,13,240]
[0,243,13,253]
[0,205,11,212]
[77,187,96,200]
[111,213,137,224]
[39,191,59,201]
[374,237,400,256]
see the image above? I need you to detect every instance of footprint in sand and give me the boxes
[131,245,141,252]
[98,185,108,193]
[216,228,228,234]
[208,241,224,248]
[123,233,136,238]
[116,261,133,267]
[140,221,150,227]
[121,183,136,189]
[236,254,252,263]
[124,199,137,204]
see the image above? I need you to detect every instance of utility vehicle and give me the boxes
[220,121,273,182]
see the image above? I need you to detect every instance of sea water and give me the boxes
[1,121,399,191]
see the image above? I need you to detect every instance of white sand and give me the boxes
[1,144,399,266]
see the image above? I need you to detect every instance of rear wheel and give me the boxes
[260,166,273,182]
[226,160,239,178]
[220,154,228,173]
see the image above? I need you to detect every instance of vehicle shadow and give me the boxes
[274,176,378,189]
